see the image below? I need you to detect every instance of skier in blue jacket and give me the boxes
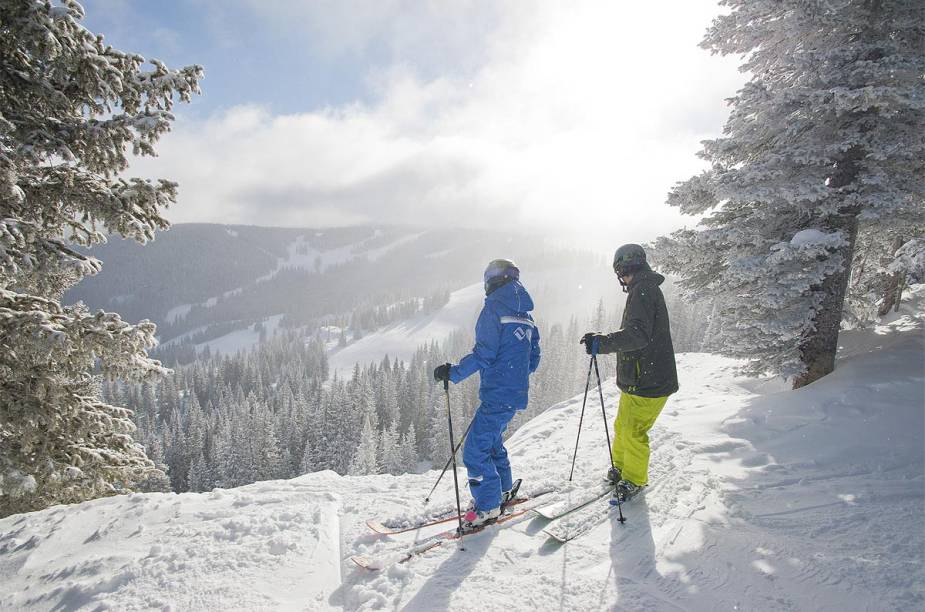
[433,259,541,528]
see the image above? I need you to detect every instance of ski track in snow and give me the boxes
[1,295,923,611]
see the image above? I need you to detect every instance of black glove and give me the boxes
[580,332,606,355]
[433,363,451,382]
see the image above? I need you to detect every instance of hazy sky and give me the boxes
[82,0,745,246]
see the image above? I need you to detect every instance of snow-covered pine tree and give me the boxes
[397,423,418,474]
[283,389,308,476]
[188,451,209,492]
[348,414,380,476]
[378,421,400,474]
[658,0,924,387]
[0,1,202,516]
[183,393,206,482]
[250,399,283,480]
[299,442,314,476]
[165,411,189,491]
[426,394,449,467]
[591,298,606,332]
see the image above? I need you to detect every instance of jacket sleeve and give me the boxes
[529,324,541,373]
[450,305,500,383]
[600,287,655,353]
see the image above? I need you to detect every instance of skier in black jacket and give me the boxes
[582,244,679,502]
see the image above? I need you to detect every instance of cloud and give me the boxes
[237,0,508,77]
[132,0,745,244]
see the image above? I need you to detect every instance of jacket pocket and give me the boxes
[619,354,640,389]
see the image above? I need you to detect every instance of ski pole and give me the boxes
[568,353,596,481]
[424,416,475,503]
[593,353,625,524]
[443,376,467,548]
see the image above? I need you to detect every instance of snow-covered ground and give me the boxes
[157,315,287,357]
[195,314,286,356]
[2,297,922,610]
[164,303,193,324]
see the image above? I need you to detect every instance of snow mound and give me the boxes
[0,475,343,611]
[789,228,845,248]
[1,301,922,610]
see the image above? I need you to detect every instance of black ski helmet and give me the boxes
[484,258,519,295]
[613,244,647,276]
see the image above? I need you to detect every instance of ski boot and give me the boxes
[605,466,622,485]
[461,504,501,532]
[500,478,523,509]
[610,480,644,506]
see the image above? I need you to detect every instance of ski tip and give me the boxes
[351,555,383,571]
[542,529,569,544]
[365,520,392,534]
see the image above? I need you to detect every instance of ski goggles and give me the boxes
[484,262,519,292]
[613,259,640,276]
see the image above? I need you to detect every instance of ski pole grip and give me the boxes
[591,336,600,356]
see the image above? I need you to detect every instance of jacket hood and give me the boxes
[487,279,534,313]
[628,269,665,289]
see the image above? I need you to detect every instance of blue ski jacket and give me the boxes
[449,280,540,409]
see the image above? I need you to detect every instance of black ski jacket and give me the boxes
[598,269,679,398]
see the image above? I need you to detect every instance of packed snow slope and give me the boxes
[328,283,483,377]
[1,295,922,611]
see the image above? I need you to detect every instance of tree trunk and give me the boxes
[877,236,906,317]
[793,213,860,389]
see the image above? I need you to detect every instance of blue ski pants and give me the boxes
[463,403,517,512]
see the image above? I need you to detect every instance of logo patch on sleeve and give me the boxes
[514,327,532,342]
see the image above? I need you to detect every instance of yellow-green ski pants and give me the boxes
[611,392,669,486]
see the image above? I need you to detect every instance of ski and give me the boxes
[365,494,536,535]
[366,479,536,535]
[542,492,613,542]
[351,539,444,570]
[530,483,613,521]
[352,493,551,571]
[543,486,645,543]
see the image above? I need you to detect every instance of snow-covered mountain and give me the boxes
[3,288,921,611]
[66,223,613,365]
